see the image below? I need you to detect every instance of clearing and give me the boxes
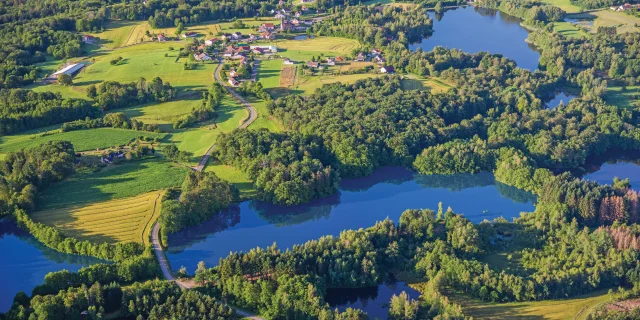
[279,66,296,87]
[205,161,257,199]
[32,191,164,245]
[401,76,454,93]
[605,85,640,108]
[553,21,590,38]
[37,159,187,210]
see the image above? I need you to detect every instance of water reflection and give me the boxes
[325,281,421,320]
[0,219,102,312]
[583,159,640,188]
[546,91,577,109]
[410,6,540,71]
[166,167,536,270]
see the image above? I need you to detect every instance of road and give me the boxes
[152,59,263,319]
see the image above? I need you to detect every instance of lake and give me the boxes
[410,6,540,71]
[325,281,421,319]
[547,91,578,109]
[166,167,536,271]
[0,219,103,312]
[584,160,640,188]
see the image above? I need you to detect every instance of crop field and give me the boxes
[31,191,164,245]
[37,159,187,210]
[267,37,360,61]
[446,289,613,320]
[0,128,164,155]
[255,59,283,88]
[279,66,296,86]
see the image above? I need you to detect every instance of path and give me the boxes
[152,59,263,319]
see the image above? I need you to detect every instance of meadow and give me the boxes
[37,159,187,210]
[400,76,454,93]
[605,85,640,108]
[32,191,164,245]
[541,0,582,13]
[266,37,360,61]
[0,128,164,155]
[552,21,590,38]
[87,20,141,48]
[205,161,257,199]
[256,59,283,89]
[246,98,283,132]
[570,9,640,34]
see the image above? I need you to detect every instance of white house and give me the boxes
[194,53,211,61]
[284,58,296,65]
[250,45,278,53]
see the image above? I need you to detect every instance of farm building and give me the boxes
[194,53,211,61]
[284,58,296,65]
[325,58,335,66]
[82,35,96,44]
[307,61,319,68]
[51,63,85,79]
[157,33,167,41]
[380,65,395,74]
[182,31,198,38]
[229,78,240,86]
[250,45,278,53]
[205,38,219,46]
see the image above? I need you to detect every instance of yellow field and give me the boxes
[280,66,296,86]
[32,191,165,245]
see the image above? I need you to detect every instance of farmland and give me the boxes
[266,37,361,61]
[279,66,296,87]
[37,159,187,210]
[256,59,283,88]
[569,9,640,34]
[31,191,165,245]
[0,128,164,155]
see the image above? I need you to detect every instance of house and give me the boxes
[232,32,243,40]
[250,45,278,53]
[221,33,233,41]
[194,53,211,61]
[259,23,276,32]
[371,48,382,56]
[302,5,309,11]
[253,47,266,54]
[380,65,395,74]
[275,12,286,19]
[325,58,335,66]
[205,38,219,46]
[157,33,167,41]
[280,21,294,32]
[261,31,275,40]
[284,58,296,65]
[374,55,386,64]
[223,49,234,57]
[182,31,198,38]
[248,34,257,42]
[355,52,366,62]
[51,63,85,79]
[82,35,96,44]
[307,61,319,68]
[228,78,240,86]
[291,18,301,26]
[335,56,345,63]
[230,70,239,78]
[238,44,251,52]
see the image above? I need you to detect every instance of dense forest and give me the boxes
[87,77,176,110]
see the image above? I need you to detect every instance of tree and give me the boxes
[58,74,73,86]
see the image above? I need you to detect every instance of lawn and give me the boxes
[447,289,613,320]
[401,76,454,93]
[32,191,164,245]
[553,21,590,39]
[205,161,257,199]
[267,37,361,61]
[0,128,165,155]
[541,0,582,13]
[256,59,283,89]
[605,85,640,108]
[36,159,188,210]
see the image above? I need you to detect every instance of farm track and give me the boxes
[151,59,262,319]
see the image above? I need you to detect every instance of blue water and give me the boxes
[547,92,577,109]
[584,161,640,188]
[326,281,421,319]
[0,220,102,312]
[410,6,541,71]
[166,167,536,271]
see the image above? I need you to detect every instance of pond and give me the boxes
[409,6,540,71]
[546,91,578,109]
[166,167,536,271]
[325,281,421,319]
[0,220,103,312]
[583,160,640,188]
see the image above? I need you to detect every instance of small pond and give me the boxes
[166,167,536,271]
[546,91,578,109]
[0,220,103,312]
[583,160,640,188]
[409,6,540,71]
[325,281,421,319]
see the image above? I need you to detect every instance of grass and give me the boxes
[32,191,164,245]
[266,37,361,61]
[541,0,582,13]
[553,21,590,39]
[570,10,640,34]
[256,59,283,89]
[0,128,165,154]
[112,92,203,127]
[247,98,283,132]
[401,76,454,93]
[205,161,257,199]
[37,159,188,210]
[605,85,640,108]
[87,20,141,48]
[282,73,380,96]
[448,289,613,320]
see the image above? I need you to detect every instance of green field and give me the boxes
[553,21,590,39]
[605,85,640,108]
[267,37,361,61]
[449,289,613,320]
[87,20,141,48]
[205,161,257,199]
[32,191,164,245]
[401,76,454,93]
[569,10,640,34]
[0,128,164,155]
[247,99,283,132]
[37,159,188,210]
[113,93,203,127]
[541,0,582,13]
[256,59,283,89]
[291,73,381,96]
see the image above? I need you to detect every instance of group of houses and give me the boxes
[609,3,640,11]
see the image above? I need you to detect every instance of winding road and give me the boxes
[152,59,262,319]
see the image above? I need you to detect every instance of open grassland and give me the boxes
[553,21,590,38]
[446,289,612,320]
[124,18,281,42]
[87,20,140,48]
[32,191,164,245]
[281,73,380,96]
[541,0,582,13]
[605,85,640,108]
[401,76,454,93]
[205,161,257,199]
[267,37,360,61]
[113,92,203,127]
[256,59,283,88]
[0,128,164,155]
[570,10,640,34]
[247,98,283,132]
[37,159,187,210]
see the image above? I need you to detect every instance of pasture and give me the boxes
[37,159,187,210]
[0,128,164,155]
[267,37,360,61]
[256,59,283,88]
[570,10,640,34]
[32,191,164,245]
[541,0,582,13]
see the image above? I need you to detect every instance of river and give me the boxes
[166,167,535,272]
[0,220,102,312]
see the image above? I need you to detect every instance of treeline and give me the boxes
[482,0,565,25]
[61,112,161,133]
[312,5,433,46]
[174,83,223,129]
[87,77,176,110]
[159,171,239,243]
[215,130,340,205]
[0,89,98,135]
